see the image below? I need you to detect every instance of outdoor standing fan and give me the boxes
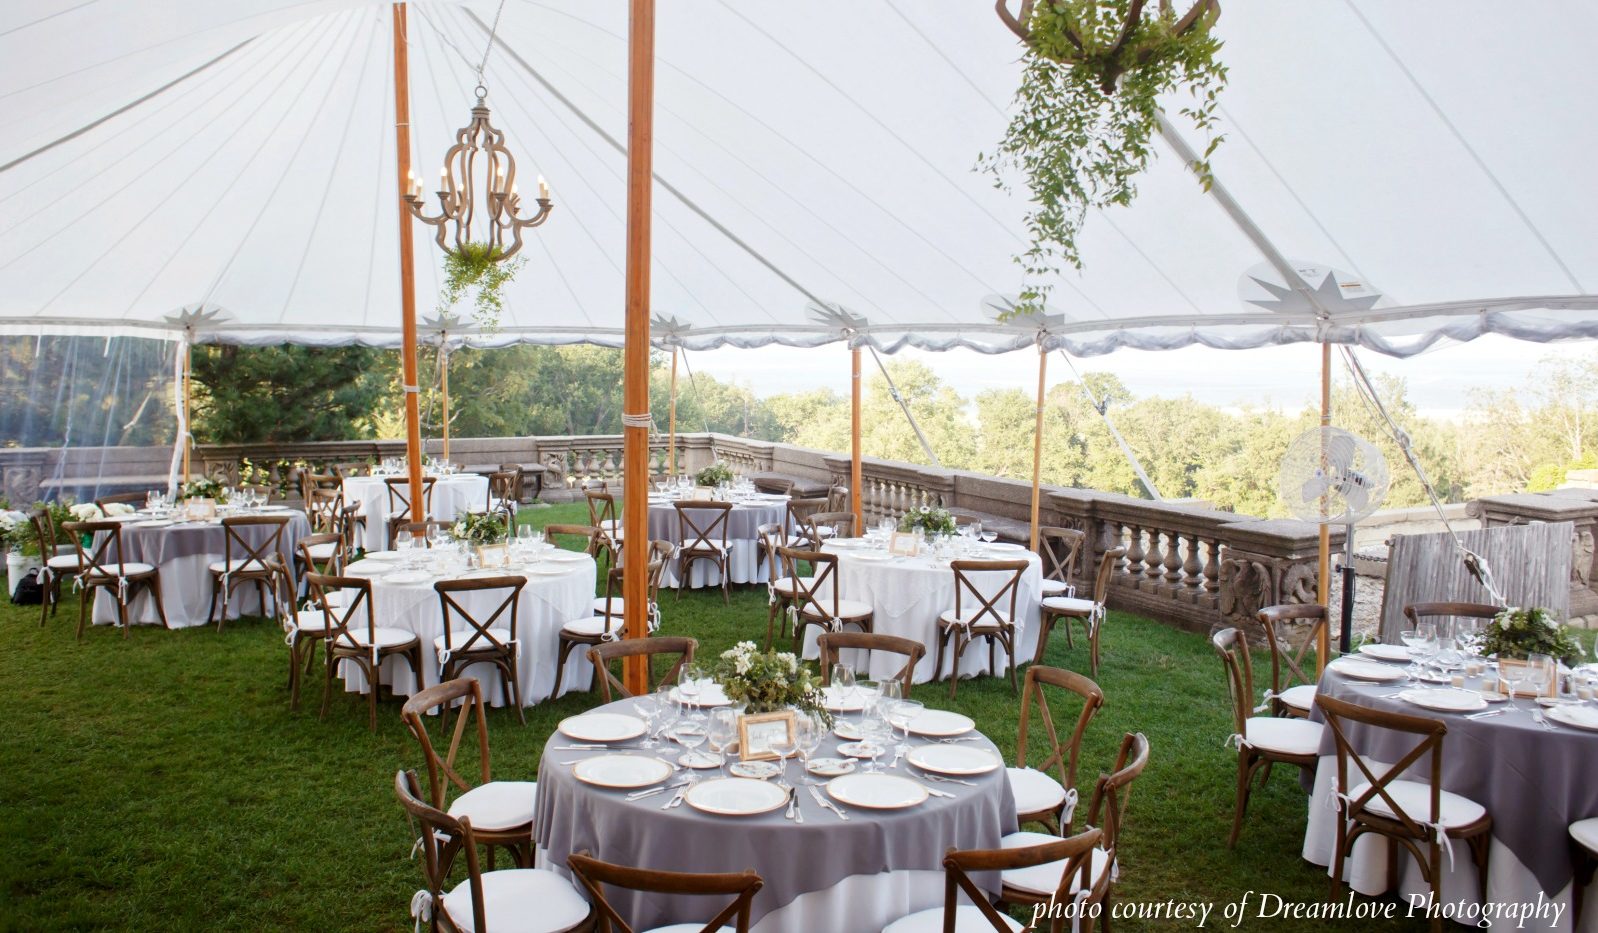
[1277,427,1390,652]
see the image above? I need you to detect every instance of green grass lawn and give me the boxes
[0,503,1433,931]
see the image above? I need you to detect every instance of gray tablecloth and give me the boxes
[1310,668,1598,893]
[111,511,311,565]
[534,697,1017,930]
[645,498,787,546]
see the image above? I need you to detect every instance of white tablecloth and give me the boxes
[341,552,596,705]
[799,541,1043,684]
[90,509,311,628]
[647,495,788,589]
[343,473,490,551]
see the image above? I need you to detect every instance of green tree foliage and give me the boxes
[191,345,393,444]
[0,336,175,448]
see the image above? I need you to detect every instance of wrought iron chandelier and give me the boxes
[403,84,552,261]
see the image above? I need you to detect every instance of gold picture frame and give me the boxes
[737,710,796,762]
[476,543,510,568]
[888,531,922,557]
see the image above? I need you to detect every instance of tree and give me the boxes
[0,336,175,448]
[190,345,393,444]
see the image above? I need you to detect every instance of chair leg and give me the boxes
[116,587,130,637]
[76,584,91,642]
[1089,620,1101,678]
[930,627,949,691]
[1228,753,1253,848]
[288,638,304,711]
[552,637,576,698]
[1032,614,1054,665]
[504,657,526,725]
[720,561,729,605]
[147,576,170,630]
[320,651,336,720]
[1004,633,1019,695]
[207,575,221,626]
[947,632,965,699]
[766,598,779,651]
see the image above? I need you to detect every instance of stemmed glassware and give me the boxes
[794,712,824,775]
[1410,625,1440,681]
[707,708,739,775]
[1520,653,1554,712]
[673,719,710,769]
[769,731,799,785]
[980,530,998,546]
[650,683,679,751]
[887,698,923,760]
[1400,622,1436,684]
[830,663,857,714]
[860,714,891,774]
[635,693,662,749]
[678,663,706,721]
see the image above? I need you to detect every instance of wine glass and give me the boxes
[857,680,883,720]
[769,731,799,785]
[673,720,709,769]
[860,715,891,774]
[1523,653,1555,709]
[794,712,824,774]
[651,683,679,748]
[707,708,739,774]
[1399,622,1434,683]
[980,530,998,546]
[830,663,856,713]
[635,693,661,749]
[678,663,705,721]
[1502,657,1532,710]
[1410,624,1439,680]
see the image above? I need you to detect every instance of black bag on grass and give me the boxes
[9,568,43,605]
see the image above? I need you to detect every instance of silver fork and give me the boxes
[1532,709,1559,731]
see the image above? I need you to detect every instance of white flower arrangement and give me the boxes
[104,502,135,517]
[68,503,105,522]
[0,509,27,553]
[711,640,829,720]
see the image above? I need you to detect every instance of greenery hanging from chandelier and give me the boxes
[438,241,525,331]
[983,0,1226,314]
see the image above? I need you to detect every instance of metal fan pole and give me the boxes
[1340,525,1356,654]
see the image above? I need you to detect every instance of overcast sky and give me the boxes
[687,334,1593,421]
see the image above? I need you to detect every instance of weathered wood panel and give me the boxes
[1379,523,1573,642]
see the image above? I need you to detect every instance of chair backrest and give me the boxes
[777,545,840,620]
[802,511,855,546]
[1316,693,1448,839]
[587,636,699,702]
[826,485,850,514]
[941,827,1105,933]
[394,519,451,545]
[1016,665,1105,797]
[568,851,761,933]
[306,572,377,652]
[497,463,525,501]
[393,769,481,933]
[949,559,1030,630]
[1084,731,1151,857]
[674,500,732,552]
[1210,627,1254,736]
[296,533,345,578]
[299,471,341,507]
[30,507,68,559]
[545,523,600,556]
[784,496,828,535]
[221,514,290,572]
[817,631,924,693]
[586,489,619,529]
[400,677,497,808]
[1089,546,1125,605]
[337,502,362,555]
[306,487,344,534]
[63,520,126,577]
[1403,601,1500,631]
[94,491,148,510]
[1038,526,1087,587]
[488,470,519,508]
[435,576,525,654]
[1256,603,1327,706]
[384,476,436,519]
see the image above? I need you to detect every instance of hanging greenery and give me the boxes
[983,0,1226,312]
[438,241,525,331]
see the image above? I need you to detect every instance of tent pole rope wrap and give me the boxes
[865,346,939,467]
[1056,350,1161,501]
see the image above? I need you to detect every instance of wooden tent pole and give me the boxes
[392,3,424,536]
[1317,340,1332,669]
[620,0,655,696]
[668,346,678,476]
[182,341,192,483]
[1029,343,1047,552]
[850,345,863,530]
[440,342,450,462]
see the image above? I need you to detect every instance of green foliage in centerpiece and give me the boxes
[181,477,228,502]
[439,241,524,331]
[451,511,507,546]
[898,505,957,538]
[1481,606,1582,665]
[695,461,735,488]
[711,641,831,723]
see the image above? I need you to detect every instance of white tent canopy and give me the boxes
[2,0,1595,356]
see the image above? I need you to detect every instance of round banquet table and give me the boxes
[800,540,1044,685]
[534,696,1018,932]
[340,548,597,705]
[90,508,311,628]
[646,494,788,589]
[343,473,490,552]
[1302,666,1598,932]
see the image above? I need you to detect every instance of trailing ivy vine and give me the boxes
[438,241,524,331]
[983,0,1227,313]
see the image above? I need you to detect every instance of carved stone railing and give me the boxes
[821,455,954,523]
[1468,490,1598,616]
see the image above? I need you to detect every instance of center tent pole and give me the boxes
[620,0,656,696]
[851,344,863,530]
[392,2,425,533]
[1029,342,1047,552]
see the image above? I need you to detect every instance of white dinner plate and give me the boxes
[1359,643,1411,663]
[257,504,291,511]
[559,712,647,743]
[1398,689,1486,713]
[364,550,403,561]
[836,742,881,760]
[728,761,781,780]
[545,551,589,562]
[821,686,867,712]
[1543,705,1598,731]
[805,757,857,777]
[1329,659,1406,683]
[670,681,732,707]
[906,744,1001,776]
[851,553,894,563]
[134,519,177,528]
[685,778,788,816]
[384,570,434,585]
[573,755,673,789]
[827,773,928,810]
[906,709,976,737]
[527,565,569,576]
[832,720,863,741]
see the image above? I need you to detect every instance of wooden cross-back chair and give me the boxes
[568,851,762,933]
[497,463,525,503]
[1212,627,1324,847]
[674,500,734,604]
[299,470,341,508]
[207,513,291,629]
[32,506,82,627]
[778,546,873,656]
[585,489,622,567]
[591,539,676,627]
[933,558,1029,698]
[394,769,590,933]
[1403,601,1500,639]
[94,491,148,510]
[1035,546,1124,673]
[63,519,167,638]
[587,636,699,703]
[394,519,452,545]
[281,536,344,711]
[1317,694,1491,931]
[487,470,519,532]
[401,678,538,869]
[1036,526,1087,599]
[1255,603,1327,719]
[1011,665,1104,834]
[757,522,810,649]
[800,510,855,548]
[544,523,600,558]
[817,631,923,695]
[553,554,667,698]
[384,476,435,546]
[783,496,829,546]
[884,828,1104,933]
[435,576,528,723]
[308,572,421,731]
[305,487,344,535]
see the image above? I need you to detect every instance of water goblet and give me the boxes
[635,694,662,749]
[673,720,709,769]
[980,530,998,545]
[678,663,706,721]
[830,663,856,712]
[1523,652,1554,706]
[795,711,824,772]
[857,680,883,719]
[860,716,891,774]
[769,732,799,784]
[707,707,739,774]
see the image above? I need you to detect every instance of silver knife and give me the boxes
[808,784,849,820]
[662,786,688,809]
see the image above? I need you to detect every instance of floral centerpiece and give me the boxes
[0,505,27,554]
[452,511,507,547]
[181,477,227,502]
[711,641,831,722]
[695,461,735,488]
[68,502,106,522]
[898,505,957,538]
[1481,606,1582,666]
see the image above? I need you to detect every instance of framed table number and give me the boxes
[738,710,796,762]
[888,531,921,557]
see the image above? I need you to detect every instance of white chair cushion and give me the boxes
[46,554,84,570]
[1242,716,1323,757]
[1278,683,1317,711]
[434,629,513,653]
[1006,766,1068,815]
[592,597,627,617]
[302,541,339,560]
[1570,818,1598,855]
[340,626,417,649]
[999,830,1112,896]
[770,576,814,595]
[447,780,536,831]
[884,905,1023,932]
[441,868,589,933]
[801,599,873,620]
[1041,595,1096,614]
[680,542,728,554]
[644,926,734,933]
[208,557,273,574]
[291,609,334,634]
[562,617,621,638]
[85,562,156,577]
[939,609,1012,630]
[1039,578,1072,597]
[1348,778,1487,829]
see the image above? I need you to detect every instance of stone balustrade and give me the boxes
[1468,490,1598,616]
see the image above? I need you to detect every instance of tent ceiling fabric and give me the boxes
[1,0,1595,357]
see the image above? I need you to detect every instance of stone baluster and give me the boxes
[1125,524,1145,577]
[1182,534,1205,591]
[1163,530,1184,585]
